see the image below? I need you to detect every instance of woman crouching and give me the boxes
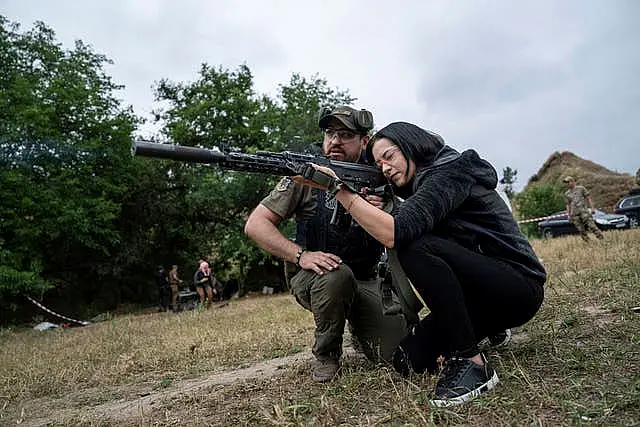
[297,121,546,407]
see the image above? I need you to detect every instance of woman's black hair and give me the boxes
[366,122,445,174]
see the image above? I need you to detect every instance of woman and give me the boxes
[194,261,214,308]
[297,122,545,407]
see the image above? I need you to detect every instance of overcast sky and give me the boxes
[4,0,639,189]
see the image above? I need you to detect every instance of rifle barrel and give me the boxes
[132,141,226,164]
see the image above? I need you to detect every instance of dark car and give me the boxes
[614,193,640,228]
[537,210,630,239]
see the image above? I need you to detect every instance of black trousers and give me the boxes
[158,286,171,310]
[396,234,544,373]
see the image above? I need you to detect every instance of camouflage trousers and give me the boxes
[571,211,604,241]
[290,264,408,363]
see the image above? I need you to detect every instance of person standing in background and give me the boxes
[194,261,214,308]
[563,176,603,242]
[168,265,182,312]
[156,265,171,312]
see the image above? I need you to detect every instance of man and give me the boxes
[244,106,408,382]
[156,265,171,312]
[563,176,603,241]
[168,265,182,312]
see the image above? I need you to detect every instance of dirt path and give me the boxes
[11,348,358,426]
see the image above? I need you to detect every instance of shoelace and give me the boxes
[439,357,470,384]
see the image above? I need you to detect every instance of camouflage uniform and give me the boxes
[260,177,407,363]
[564,184,603,241]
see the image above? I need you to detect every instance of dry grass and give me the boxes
[0,297,312,404]
[1,229,639,426]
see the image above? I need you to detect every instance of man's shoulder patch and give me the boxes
[276,177,292,192]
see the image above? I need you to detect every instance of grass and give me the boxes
[1,229,639,426]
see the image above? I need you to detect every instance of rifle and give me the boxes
[132,141,388,195]
[132,142,422,322]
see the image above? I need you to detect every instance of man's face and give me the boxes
[566,181,575,189]
[321,118,367,162]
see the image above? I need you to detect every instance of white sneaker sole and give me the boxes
[429,370,500,408]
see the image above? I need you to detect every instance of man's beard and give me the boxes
[326,149,358,162]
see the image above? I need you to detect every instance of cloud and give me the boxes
[3,0,639,190]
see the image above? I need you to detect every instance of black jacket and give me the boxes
[394,145,546,282]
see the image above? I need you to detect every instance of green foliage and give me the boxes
[515,183,566,236]
[0,241,50,301]
[0,15,359,322]
[0,17,138,319]
[151,67,356,292]
[275,73,355,151]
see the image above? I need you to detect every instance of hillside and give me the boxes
[526,151,637,211]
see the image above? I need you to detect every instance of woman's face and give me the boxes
[371,137,416,187]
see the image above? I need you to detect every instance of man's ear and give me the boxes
[360,134,371,150]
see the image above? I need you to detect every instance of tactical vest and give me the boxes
[295,189,381,280]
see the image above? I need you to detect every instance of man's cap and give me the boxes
[318,106,374,134]
[563,176,575,183]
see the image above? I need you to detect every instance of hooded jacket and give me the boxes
[374,123,546,283]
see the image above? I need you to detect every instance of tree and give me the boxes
[275,73,355,151]
[501,166,518,199]
[0,17,139,320]
[151,64,279,292]
[514,184,566,237]
[0,15,362,321]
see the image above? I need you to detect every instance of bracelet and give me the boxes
[346,194,359,213]
[295,248,305,267]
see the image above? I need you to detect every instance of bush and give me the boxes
[515,184,566,237]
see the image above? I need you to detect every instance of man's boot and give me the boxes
[312,355,340,382]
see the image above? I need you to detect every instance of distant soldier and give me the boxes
[563,176,603,241]
[636,167,639,186]
[156,265,171,312]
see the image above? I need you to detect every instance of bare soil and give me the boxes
[8,349,324,426]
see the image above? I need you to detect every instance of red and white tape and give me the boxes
[26,295,91,326]
[517,205,618,224]
[517,213,568,224]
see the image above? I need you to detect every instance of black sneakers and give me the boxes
[429,353,499,407]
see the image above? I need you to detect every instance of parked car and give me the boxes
[614,193,640,228]
[537,209,630,239]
